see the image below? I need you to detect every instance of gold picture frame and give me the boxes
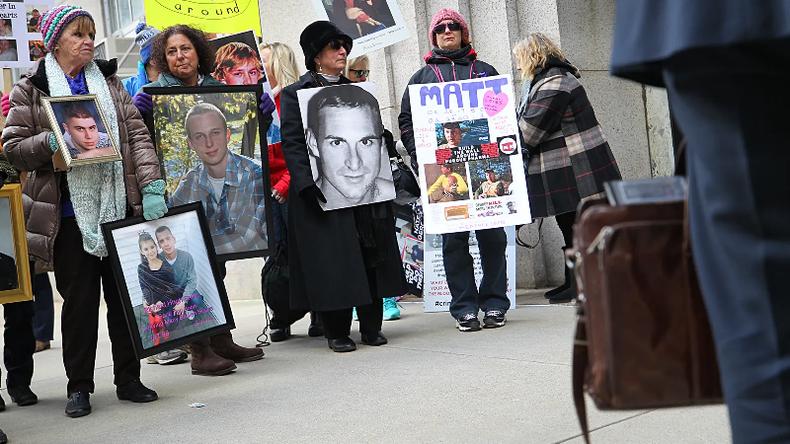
[41,94,122,169]
[0,183,32,304]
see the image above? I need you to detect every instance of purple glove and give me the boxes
[133,92,153,115]
[259,92,276,116]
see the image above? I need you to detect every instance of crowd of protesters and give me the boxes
[1,2,785,443]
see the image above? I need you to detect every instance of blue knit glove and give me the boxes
[259,92,276,116]
[48,133,59,153]
[141,179,167,220]
[133,92,153,115]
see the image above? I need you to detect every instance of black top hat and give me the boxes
[299,21,353,72]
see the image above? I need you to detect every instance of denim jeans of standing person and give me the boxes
[662,39,790,442]
[442,228,509,318]
[32,273,54,344]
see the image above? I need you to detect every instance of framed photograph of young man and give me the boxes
[0,184,33,304]
[102,202,236,359]
[145,85,273,260]
[41,95,122,168]
[296,82,396,211]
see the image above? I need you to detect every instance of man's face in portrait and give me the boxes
[186,111,231,169]
[487,171,497,182]
[443,126,463,147]
[155,229,177,257]
[223,60,262,85]
[311,105,382,203]
[440,165,452,176]
[63,115,99,151]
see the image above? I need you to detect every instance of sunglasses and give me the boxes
[433,22,462,34]
[328,39,350,52]
[350,69,370,77]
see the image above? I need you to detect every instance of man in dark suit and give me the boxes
[611,3,790,442]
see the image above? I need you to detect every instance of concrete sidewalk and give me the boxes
[0,300,729,443]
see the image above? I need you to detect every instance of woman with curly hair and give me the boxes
[132,24,266,376]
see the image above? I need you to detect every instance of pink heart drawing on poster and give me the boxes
[483,90,508,116]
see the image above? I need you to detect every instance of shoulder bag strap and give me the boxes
[573,307,592,444]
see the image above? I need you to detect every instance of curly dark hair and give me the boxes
[151,25,214,78]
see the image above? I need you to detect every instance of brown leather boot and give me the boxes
[210,332,264,363]
[190,339,236,376]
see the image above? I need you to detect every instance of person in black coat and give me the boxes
[280,21,405,352]
[611,2,790,442]
[398,8,509,332]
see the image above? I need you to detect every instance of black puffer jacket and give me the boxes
[398,46,498,171]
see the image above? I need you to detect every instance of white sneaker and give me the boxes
[146,349,188,365]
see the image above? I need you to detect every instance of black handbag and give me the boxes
[384,130,420,198]
[260,243,289,326]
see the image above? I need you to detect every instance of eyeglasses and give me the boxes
[328,39,350,52]
[350,69,370,78]
[433,22,462,35]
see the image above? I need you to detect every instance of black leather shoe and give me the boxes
[361,332,388,346]
[65,391,91,418]
[8,386,38,406]
[270,326,291,342]
[327,337,357,352]
[116,380,158,403]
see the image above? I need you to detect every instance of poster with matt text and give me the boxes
[313,0,409,57]
[408,75,531,234]
[422,226,517,313]
[144,0,261,35]
[0,1,54,68]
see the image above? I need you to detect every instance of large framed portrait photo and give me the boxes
[313,0,409,56]
[102,203,235,358]
[297,82,396,211]
[145,84,273,260]
[41,95,122,168]
[0,184,32,304]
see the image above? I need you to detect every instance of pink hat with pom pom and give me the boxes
[428,8,470,47]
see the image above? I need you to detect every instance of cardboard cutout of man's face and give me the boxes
[443,127,463,147]
[63,116,99,151]
[185,111,231,169]
[306,105,383,203]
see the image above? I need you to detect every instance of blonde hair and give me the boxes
[345,54,369,77]
[513,33,565,80]
[259,42,300,90]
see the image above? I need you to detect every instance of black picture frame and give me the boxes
[102,202,237,359]
[144,84,273,261]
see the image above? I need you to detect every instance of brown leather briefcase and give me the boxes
[569,198,722,442]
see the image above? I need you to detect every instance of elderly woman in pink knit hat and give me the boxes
[397,8,509,332]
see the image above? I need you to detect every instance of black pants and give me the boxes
[32,273,54,341]
[442,228,509,319]
[663,38,790,442]
[3,296,34,390]
[321,268,383,339]
[555,211,576,248]
[54,218,139,394]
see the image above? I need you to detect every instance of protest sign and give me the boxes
[0,1,53,68]
[312,0,409,57]
[422,226,517,313]
[144,0,261,35]
[297,82,396,211]
[408,75,532,234]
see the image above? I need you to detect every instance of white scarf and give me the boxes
[45,53,126,257]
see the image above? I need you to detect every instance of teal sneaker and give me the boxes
[383,297,401,321]
[352,307,358,321]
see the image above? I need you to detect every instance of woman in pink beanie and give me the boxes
[397,8,509,332]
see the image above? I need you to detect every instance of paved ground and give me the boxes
[0,298,730,443]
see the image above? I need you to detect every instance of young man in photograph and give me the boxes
[427,164,468,202]
[305,85,392,208]
[475,169,504,199]
[170,103,267,255]
[437,122,465,149]
[61,105,113,159]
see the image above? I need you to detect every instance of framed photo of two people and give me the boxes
[102,203,235,358]
[144,84,273,261]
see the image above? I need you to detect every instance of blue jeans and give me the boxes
[271,201,288,246]
[32,273,54,342]
[442,228,509,319]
